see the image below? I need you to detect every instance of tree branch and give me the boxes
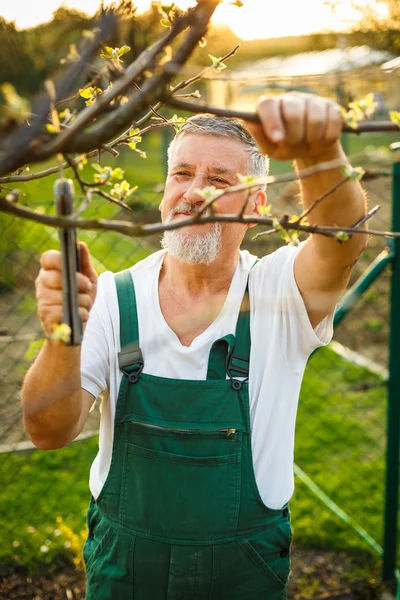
[162,97,400,134]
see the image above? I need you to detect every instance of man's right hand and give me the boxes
[35,241,98,338]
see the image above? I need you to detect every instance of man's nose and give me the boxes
[183,174,207,205]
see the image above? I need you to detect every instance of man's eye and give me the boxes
[212,177,229,185]
[175,171,191,177]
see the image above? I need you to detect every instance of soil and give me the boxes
[0,545,387,600]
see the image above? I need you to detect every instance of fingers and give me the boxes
[251,94,343,156]
[78,242,98,284]
[35,246,97,337]
[324,101,342,142]
[280,95,306,145]
[305,96,327,144]
[37,268,93,293]
[257,96,285,144]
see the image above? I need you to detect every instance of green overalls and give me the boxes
[83,270,292,599]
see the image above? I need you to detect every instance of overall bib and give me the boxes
[84,270,292,599]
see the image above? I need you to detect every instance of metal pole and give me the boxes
[382,154,400,582]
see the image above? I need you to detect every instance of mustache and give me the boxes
[168,202,210,219]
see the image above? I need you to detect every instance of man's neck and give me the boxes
[160,250,240,297]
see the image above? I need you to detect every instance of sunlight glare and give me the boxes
[0,0,391,38]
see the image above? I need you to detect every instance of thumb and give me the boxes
[78,241,97,284]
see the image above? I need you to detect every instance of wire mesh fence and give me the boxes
[0,131,397,598]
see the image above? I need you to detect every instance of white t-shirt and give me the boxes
[81,246,333,510]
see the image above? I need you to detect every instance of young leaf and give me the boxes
[25,339,45,362]
[49,323,72,344]
[45,124,58,134]
[257,204,272,216]
[60,43,80,65]
[100,46,114,59]
[118,45,131,57]
[195,185,218,201]
[160,18,171,27]
[0,83,31,123]
[389,111,400,126]
[111,167,124,180]
[342,165,365,182]
[335,231,350,242]
[208,54,227,72]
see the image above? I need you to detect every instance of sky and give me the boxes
[0,0,389,40]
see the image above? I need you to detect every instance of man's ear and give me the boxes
[247,189,266,229]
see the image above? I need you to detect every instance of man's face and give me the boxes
[160,133,264,263]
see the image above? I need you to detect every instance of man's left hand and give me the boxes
[245,93,343,162]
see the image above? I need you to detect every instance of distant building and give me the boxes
[206,46,398,113]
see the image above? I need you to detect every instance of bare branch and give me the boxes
[0,11,118,178]
[0,193,393,240]
[298,177,350,222]
[162,97,400,134]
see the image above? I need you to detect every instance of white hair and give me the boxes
[167,114,269,187]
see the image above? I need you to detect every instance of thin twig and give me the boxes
[298,177,350,222]
[252,227,278,241]
[163,97,400,134]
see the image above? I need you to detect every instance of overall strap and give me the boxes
[205,284,251,387]
[114,270,143,384]
[227,285,251,387]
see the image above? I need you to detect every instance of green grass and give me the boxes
[0,346,389,572]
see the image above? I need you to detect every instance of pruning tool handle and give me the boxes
[54,178,83,346]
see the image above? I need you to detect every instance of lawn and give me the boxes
[0,345,388,573]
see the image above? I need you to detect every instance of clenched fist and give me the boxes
[35,242,98,338]
[245,92,343,162]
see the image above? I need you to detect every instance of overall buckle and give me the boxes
[118,347,144,384]
[227,352,249,391]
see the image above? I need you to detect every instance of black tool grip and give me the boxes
[54,178,83,346]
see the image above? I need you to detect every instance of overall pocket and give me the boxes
[119,430,241,540]
[238,516,292,588]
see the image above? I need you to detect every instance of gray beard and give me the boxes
[161,203,222,265]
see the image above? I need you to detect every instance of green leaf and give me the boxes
[60,43,80,65]
[208,54,227,72]
[335,231,350,242]
[342,165,365,182]
[49,323,72,344]
[237,173,256,184]
[100,46,114,59]
[111,167,124,180]
[45,124,58,134]
[195,185,218,201]
[91,163,104,173]
[25,339,45,362]
[257,204,272,216]
[160,18,171,27]
[128,127,140,137]
[117,45,131,57]
[390,111,400,126]
[0,83,31,123]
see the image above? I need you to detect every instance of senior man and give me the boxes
[22,93,366,600]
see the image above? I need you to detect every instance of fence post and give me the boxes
[382,153,400,582]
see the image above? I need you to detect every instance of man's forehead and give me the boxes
[171,134,249,172]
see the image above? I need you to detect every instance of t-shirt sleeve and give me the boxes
[81,272,113,399]
[250,245,334,369]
